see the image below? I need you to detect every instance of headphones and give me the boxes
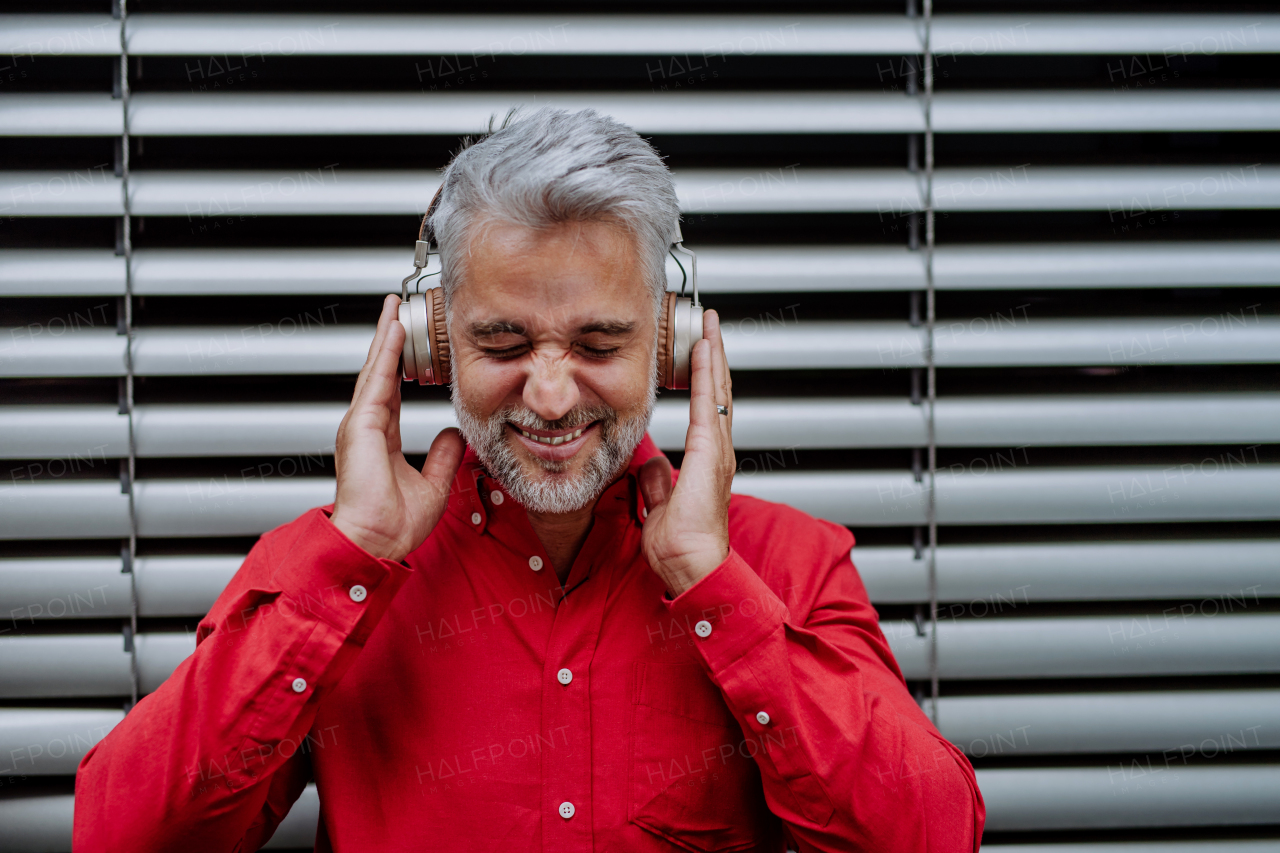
[396,188,704,390]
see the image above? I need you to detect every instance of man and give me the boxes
[74,108,983,851]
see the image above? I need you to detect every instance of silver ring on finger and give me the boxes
[716,405,729,417]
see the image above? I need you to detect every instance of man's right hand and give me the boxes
[330,294,465,562]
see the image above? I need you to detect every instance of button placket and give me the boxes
[538,538,611,852]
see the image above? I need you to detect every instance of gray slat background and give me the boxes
[0,1,1277,850]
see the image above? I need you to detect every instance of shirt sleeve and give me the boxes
[72,507,412,853]
[664,522,984,852]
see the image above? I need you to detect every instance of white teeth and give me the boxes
[518,425,586,445]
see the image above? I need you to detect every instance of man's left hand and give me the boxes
[638,309,736,597]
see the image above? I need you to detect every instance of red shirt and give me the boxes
[74,435,983,852]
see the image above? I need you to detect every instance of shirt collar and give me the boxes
[447,432,667,530]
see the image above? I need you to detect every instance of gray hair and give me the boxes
[428,107,680,313]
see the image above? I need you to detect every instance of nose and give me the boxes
[522,350,581,423]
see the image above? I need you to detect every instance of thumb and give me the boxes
[638,456,674,519]
[421,427,465,497]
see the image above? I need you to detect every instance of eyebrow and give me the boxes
[468,320,527,338]
[578,320,636,336]
[467,319,636,338]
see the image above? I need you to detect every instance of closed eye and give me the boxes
[484,344,529,359]
[576,343,620,359]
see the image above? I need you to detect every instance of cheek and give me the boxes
[457,356,525,412]
[581,353,654,412]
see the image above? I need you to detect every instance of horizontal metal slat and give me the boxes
[0,784,317,852]
[938,690,1280,757]
[7,91,1280,137]
[5,167,1280,217]
[0,556,241,620]
[978,766,1280,830]
[0,479,334,539]
[886,614,1280,679]
[4,463,1276,539]
[5,14,1277,57]
[7,242,1279,298]
[936,14,1280,56]
[933,394,1280,446]
[931,91,1280,133]
[738,465,1280,526]
[3,318,1276,378]
[0,708,123,775]
[0,633,193,698]
[932,241,1280,289]
[857,540,1280,603]
[5,92,920,137]
[0,249,126,297]
[5,394,1279,460]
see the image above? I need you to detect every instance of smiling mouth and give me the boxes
[517,426,586,446]
[507,420,599,461]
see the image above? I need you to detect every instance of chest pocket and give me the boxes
[628,662,771,852]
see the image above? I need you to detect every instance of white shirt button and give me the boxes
[529,555,544,572]
[756,711,772,726]
[558,801,575,819]
[490,490,504,505]
[348,584,367,603]
[694,620,713,638]
[557,668,573,685]
[471,512,482,525]
[291,677,307,693]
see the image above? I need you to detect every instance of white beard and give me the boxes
[451,383,655,514]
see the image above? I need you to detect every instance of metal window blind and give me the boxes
[0,2,1277,850]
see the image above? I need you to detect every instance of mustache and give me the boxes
[498,404,616,433]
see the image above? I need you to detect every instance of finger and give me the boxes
[688,336,718,433]
[638,455,674,520]
[386,365,404,454]
[353,295,402,404]
[352,306,407,419]
[703,310,732,434]
[421,427,465,497]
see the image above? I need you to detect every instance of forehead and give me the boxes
[452,219,651,332]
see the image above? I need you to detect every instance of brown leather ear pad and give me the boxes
[426,287,452,385]
[656,291,676,388]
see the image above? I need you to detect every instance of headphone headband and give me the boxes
[404,185,445,299]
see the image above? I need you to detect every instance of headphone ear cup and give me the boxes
[666,295,704,391]
[426,286,451,385]
[399,293,433,385]
[398,298,418,383]
[656,291,676,389]
[397,290,448,385]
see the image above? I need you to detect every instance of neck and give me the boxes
[526,504,596,586]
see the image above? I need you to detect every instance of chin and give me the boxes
[451,383,655,516]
